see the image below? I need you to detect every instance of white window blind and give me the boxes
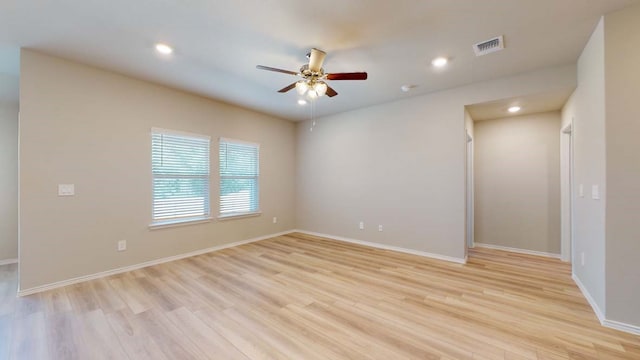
[219,138,260,217]
[151,128,210,225]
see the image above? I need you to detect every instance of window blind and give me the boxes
[219,138,260,216]
[151,129,210,224]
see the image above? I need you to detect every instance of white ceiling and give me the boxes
[0,0,636,119]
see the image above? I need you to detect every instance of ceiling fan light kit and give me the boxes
[296,80,327,98]
[257,48,367,99]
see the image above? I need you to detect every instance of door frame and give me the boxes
[466,130,474,250]
[560,121,573,262]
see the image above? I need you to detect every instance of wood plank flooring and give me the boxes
[1,232,639,359]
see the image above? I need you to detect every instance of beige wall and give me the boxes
[0,102,18,262]
[604,4,640,327]
[19,50,296,291]
[570,18,607,312]
[296,65,576,261]
[559,8,640,330]
[474,112,561,254]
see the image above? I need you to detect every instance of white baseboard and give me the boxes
[17,230,295,297]
[572,273,605,323]
[0,258,18,266]
[292,229,467,264]
[571,273,640,336]
[473,243,561,259]
[602,318,640,336]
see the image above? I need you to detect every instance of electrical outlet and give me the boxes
[378,225,383,232]
[58,184,75,196]
[117,240,127,252]
[581,252,585,266]
[359,221,364,230]
[272,217,277,224]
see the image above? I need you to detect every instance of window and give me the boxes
[151,128,210,226]
[219,138,260,218]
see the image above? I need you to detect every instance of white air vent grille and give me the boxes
[473,35,504,56]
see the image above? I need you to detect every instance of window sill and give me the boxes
[149,217,213,230]
[217,211,262,221]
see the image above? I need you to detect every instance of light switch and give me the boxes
[592,185,600,200]
[58,184,75,196]
[579,184,584,198]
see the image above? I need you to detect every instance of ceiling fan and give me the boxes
[256,48,367,98]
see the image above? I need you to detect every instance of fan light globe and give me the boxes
[314,82,328,97]
[295,81,309,95]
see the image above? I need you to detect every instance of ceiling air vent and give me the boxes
[473,35,504,56]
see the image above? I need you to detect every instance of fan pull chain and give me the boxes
[310,98,316,132]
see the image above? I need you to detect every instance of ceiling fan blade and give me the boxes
[278,82,298,93]
[256,65,299,76]
[326,72,368,81]
[325,85,338,97]
[308,48,326,73]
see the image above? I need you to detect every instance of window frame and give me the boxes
[149,127,212,228]
[218,137,261,220]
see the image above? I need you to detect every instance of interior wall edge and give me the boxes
[572,273,605,323]
[572,272,640,336]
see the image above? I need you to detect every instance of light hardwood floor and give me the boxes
[1,232,639,359]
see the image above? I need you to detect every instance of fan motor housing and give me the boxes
[300,64,325,79]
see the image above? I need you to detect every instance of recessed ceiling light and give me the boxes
[508,106,521,113]
[298,99,307,105]
[431,57,448,67]
[155,43,173,55]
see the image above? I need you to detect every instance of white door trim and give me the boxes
[466,130,474,250]
[560,121,573,262]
